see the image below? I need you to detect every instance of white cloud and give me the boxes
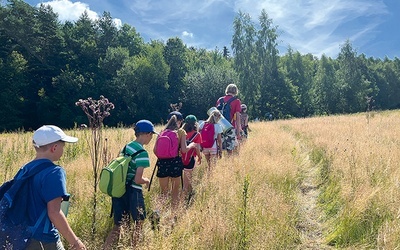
[32,0,392,57]
[112,19,123,29]
[38,0,122,28]
[128,0,228,24]
[39,0,98,21]
[182,31,194,38]
[234,0,389,57]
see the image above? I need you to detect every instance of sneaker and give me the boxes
[149,210,160,231]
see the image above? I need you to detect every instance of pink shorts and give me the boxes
[202,147,217,155]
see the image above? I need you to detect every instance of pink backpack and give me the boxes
[200,122,215,148]
[155,129,179,159]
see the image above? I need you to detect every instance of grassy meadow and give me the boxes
[1,110,400,249]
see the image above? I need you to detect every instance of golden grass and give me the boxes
[2,110,400,249]
[280,111,400,248]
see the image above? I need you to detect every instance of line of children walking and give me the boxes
[2,83,247,249]
[102,101,245,248]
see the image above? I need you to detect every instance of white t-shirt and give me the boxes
[199,122,223,148]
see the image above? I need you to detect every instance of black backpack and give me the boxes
[217,96,237,122]
[0,161,53,249]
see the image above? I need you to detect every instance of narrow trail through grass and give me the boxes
[283,126,333,250]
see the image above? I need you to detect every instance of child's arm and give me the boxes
[217,133,222,148]
[180,134,195,153]
[134,167,150,188]
[245,116,251,131]
[47,197,86,249]
[216,133,223,158]
[153,137,158,155]
[235,112,242,139]
[195,145,202,164]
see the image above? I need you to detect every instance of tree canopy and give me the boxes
[0,0,399,131]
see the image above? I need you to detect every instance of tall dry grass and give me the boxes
[1,110,400,249]
[280,110,400,248]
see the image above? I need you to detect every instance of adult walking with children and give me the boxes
[216,83,243,155]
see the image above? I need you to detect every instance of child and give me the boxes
[16,125,86,249]
[181,115,202,199]
[153,111,196,209]
[103,120,157,249]
[240,104,250,139]
[199,110,223,172]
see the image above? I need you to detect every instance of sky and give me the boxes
[23,0,399,59]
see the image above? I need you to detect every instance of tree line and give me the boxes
[1,0,399,131]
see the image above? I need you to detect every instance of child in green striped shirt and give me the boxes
[103,120,157,249]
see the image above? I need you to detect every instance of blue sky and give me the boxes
[24,0,399,59]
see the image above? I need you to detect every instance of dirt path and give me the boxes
[294,140,333,250]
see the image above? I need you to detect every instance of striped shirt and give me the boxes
[122,141,150,189]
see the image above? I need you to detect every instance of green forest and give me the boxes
[1,0,399,131]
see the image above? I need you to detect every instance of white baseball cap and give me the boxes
[33,125,78,147]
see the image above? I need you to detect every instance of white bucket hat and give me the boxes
[33,125,78,147]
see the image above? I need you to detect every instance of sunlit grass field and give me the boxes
[1,110,400,249]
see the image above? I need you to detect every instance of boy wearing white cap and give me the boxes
[23,125,86,249]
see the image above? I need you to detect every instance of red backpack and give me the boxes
[181,132,199,166]
[200,122,215,148]
[155,129,179,159]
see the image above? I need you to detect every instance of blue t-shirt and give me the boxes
[18,159,68,242]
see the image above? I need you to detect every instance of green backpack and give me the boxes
[99,147,145,198]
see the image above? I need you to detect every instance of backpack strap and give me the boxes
[219,96,237,105]
[226,96,237,105]
[109,147,146,216]
[2,161,54,236]
[15,161,55,181]
[4,161,54,206]
[122,146,145,158]
[187,132,198,143]
[122,147,146,185]
[148,163,157,192]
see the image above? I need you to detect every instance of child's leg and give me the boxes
[170,177,181,209]
[204,153,211,170]
[209,153,217,170]
[158,177,169,197]
[129,189,146,247]
[103,224,122,250]
[183,169,193,195]
[132,220,143,248]
[104,197,130,250]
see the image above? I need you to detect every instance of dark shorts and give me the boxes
[156,157,183,178]
[183,157,196,170]
[26,238,64,250]
[112,186,146,225]
[242,127,248,137]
